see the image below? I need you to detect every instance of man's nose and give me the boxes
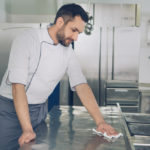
[72,32,78,41]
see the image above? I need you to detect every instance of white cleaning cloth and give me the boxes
[92,128,123,140]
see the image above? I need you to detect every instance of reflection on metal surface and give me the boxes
[83,135,110,150]
[68,106,75,145]
[49,106,61,149]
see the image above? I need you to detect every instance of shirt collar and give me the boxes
[41,25,54,45]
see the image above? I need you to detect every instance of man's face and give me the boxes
[56,16,85,47]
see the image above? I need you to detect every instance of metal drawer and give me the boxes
[107,80,138,88]
[121,106,139,112]
[106,88,139,101]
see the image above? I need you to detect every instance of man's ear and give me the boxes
[56,17,64,28]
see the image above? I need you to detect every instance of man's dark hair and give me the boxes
[54,3,89,24]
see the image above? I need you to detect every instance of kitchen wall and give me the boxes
[0,0,57,23]
[139,0,150,85]
[0,0,6,22]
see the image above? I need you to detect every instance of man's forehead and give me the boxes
[69,16,85,32]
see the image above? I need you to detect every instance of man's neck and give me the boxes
[48,25,59,45]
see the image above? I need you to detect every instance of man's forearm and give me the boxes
[12,83,33,132]
[75,83,105,126]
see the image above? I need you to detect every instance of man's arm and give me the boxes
[12,83,36,146]
[75,83,118,135]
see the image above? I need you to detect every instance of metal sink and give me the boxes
[128,123,150,136]
[134,145,150,150]
[124,113,150,150]
[125,113,150,124]
[133,136,150,150]
[125,113,150,136]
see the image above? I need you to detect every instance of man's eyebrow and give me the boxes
[73,27,82,34]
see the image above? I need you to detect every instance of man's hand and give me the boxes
[96,122,118,136]
[12,83,36,146]
[75,84,119,136]
[18,130,36,147]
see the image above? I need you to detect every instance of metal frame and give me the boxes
[117,103,135,150]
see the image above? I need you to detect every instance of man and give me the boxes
[0,3,117,147]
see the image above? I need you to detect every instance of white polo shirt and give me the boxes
[0,27,87,104]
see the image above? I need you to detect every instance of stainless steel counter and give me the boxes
[17,106,133,150]
[1,105,137,150]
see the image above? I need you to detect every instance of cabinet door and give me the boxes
[113,27,140,81]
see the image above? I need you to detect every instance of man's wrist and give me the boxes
[96,120,106,126]
[22,124,33,132]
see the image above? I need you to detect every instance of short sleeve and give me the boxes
[67,51,87,91]
[6,31,33,85]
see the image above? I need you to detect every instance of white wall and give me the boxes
[137,0,150,84]
[0,0,57,23]
[141,0,150,15]
[0,0,6,22]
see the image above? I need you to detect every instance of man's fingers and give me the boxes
[107,126,118,135]
[97,123,118,136]
[19,136,35,146]
[18,131,36,147]
[104,126,114,135]
[100,128,105,134]
[19,137,25,147]
[97,124,105,134]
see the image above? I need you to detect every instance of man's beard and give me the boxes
[56,27,73,47]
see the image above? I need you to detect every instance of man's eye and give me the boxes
[72,29,76,32]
